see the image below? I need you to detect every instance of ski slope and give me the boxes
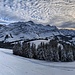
[0,48,75,75]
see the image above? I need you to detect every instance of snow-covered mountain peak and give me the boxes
[0,21,59,42]
[0,21,75,49]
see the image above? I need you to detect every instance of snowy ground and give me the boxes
[0,48,75,75]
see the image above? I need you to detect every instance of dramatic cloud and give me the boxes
[0,0,75,28]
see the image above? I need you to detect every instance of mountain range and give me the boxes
[0,21,75,46]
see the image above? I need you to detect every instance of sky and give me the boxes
[0,0,75,29]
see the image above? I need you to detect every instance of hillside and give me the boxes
[0,21,61,42]
[0,21,75,44]
[0,48,75,75]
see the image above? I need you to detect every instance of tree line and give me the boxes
[13,39,75,62]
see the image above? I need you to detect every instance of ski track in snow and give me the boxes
[0,48,75,75]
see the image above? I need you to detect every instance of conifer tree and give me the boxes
[72,47,75,60]
[37,42,45,60]
[13,42,22,55]
[66,45,74,62]
[22,42,30,58]
[49,39,59,61]
[29,43,36,58]
[58,44,66,62]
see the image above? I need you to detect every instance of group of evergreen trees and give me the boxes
[13,39,75,62]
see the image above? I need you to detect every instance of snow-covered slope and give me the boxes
[0,21,75,45]
[0,21,61,42]
[0,21,75,43]
[0,48,75,75]
[60,29,75,36]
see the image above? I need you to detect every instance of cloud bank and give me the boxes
[0,0,75,28]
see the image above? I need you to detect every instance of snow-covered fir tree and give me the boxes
[13,42,22,55]
[22,42,30,58]
[65,45,74,62]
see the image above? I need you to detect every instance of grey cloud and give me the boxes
[0,0,75,28]
[59,21,75,28]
